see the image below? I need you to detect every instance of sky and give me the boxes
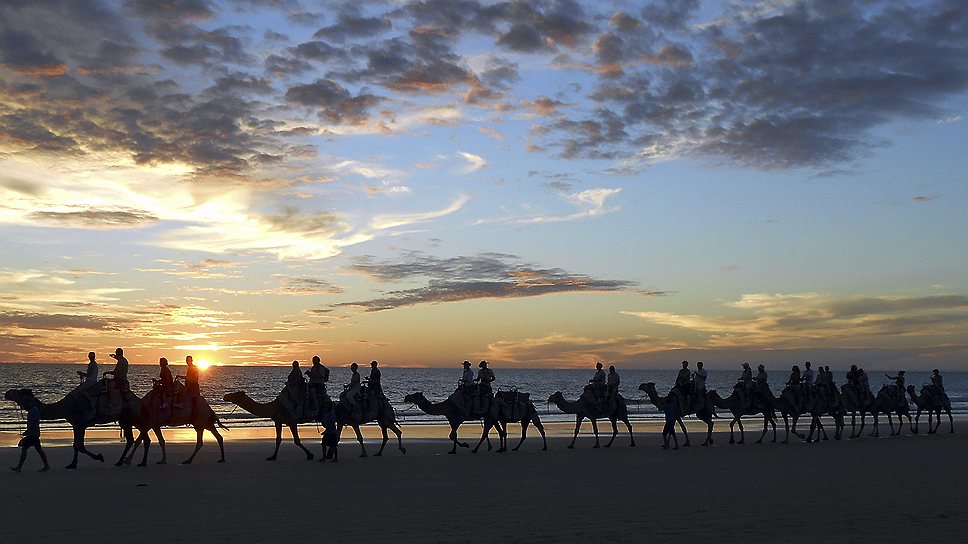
[1,0,966,369]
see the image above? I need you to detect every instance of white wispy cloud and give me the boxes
[457,151,488,172]
[369,194,470,230]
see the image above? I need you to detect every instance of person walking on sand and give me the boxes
[10,398,50,472]
[319,405,339,464]
[662,394,679,450]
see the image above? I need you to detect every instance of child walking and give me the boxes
[319,406,339,463]
[11,398,50,472]
[662,394,679,450]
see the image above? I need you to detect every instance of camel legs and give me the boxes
[728,416,746,444]
[348,424,367,457]
[516,416,547,451]
[513,420,529,451]
[676,417,691,447]
[115,425,137,466]
[567,415,584,449]
[604,418,619,448]
[155,427,167,464]
[290,424,313,460]
[448,421,469,454]
[945,408,954,433]
[622,417,635,447]
[391,422,406,454]
[67,426,103,469]
[473,420,496,453]
[181,428,205,464]
[208,425,225,463]
[376,425,390,456]
[703,418,715,446]
[590,418,601,448]
[756,414,775,444]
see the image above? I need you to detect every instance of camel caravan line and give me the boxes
[4,356,955,470]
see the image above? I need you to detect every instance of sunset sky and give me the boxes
[1,0,966,369]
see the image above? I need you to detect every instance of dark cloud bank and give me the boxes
[0,0,965,175]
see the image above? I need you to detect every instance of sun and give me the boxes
[194,358,213,370]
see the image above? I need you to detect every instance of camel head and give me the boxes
[639,382,656,393]
[403,392,425,404]
[223,391,246,404]
[4,388,35,408]
[547,391,564,404]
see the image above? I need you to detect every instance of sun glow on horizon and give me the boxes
[194,358,213,370]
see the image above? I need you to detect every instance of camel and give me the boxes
[756,384,844,443]
[799,389,846,442]
[707,388,778,444]
[639,382,715,447]
[907,385,954,434]
[5,387,138,468]
[117,388,227,467]
[223,391,315,461]
[478,390,547,452]
[333,395,407,457]
[840,384,913,438]
[404,391,505,454]
[547,389,635,449]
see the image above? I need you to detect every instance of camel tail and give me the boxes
[216,418,230,431]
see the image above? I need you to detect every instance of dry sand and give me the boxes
[1,420,964,543]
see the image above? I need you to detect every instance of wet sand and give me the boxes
[1,420,964,543]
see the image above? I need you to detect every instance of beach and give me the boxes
[1,421,964,543]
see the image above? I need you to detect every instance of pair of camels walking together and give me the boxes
[4,383,226,469]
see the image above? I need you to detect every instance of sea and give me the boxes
[1,363,965,432]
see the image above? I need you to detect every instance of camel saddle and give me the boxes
[496,390,529,420]
[579,384,599,407]
[146,383,192,424]
[277,385,309,421]
[69,379,128,421]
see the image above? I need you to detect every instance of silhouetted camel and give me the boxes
[907,385,954,434]
[118,389,227,466]
[841,384,913,438]
[639,382,714,447]
[334,395,406,457]
[5,388,136,468]
[404,392,504,454]
[482,390,547,452]
[707,388,777,444]
[547,389,635,449]
[755,384,844,443]
[223,391,314,461]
